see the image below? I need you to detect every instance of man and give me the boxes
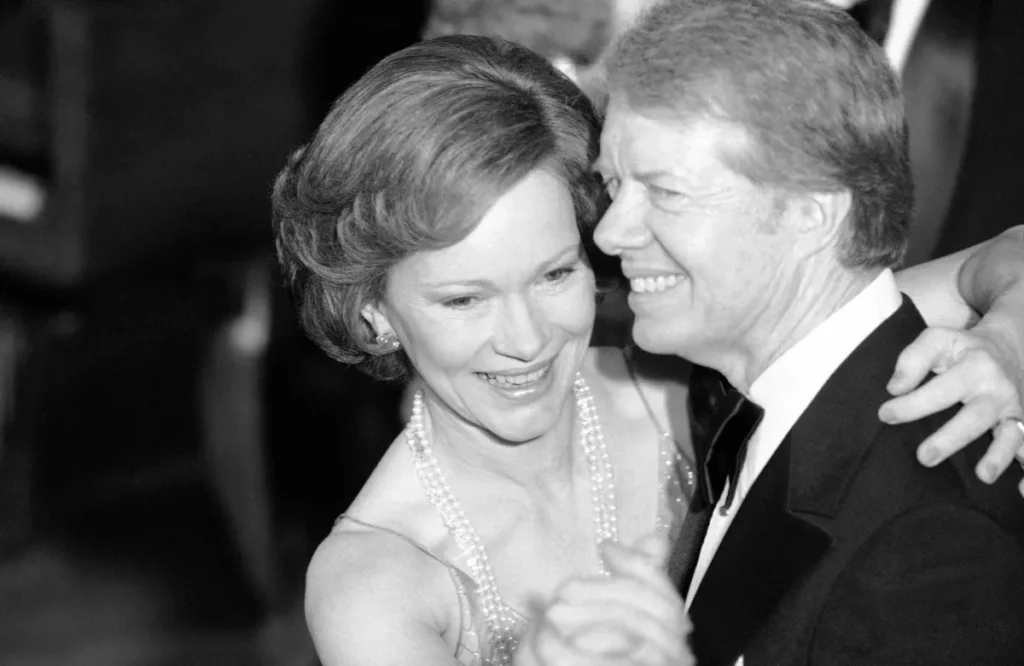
[519,1,1024,664]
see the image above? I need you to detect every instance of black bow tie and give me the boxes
[688,365,765,510]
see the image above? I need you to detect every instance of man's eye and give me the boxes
[442,296,478,309]
[649,185,683,200]
[648,186,688,209]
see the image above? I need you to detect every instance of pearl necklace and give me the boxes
[405,373,619,665]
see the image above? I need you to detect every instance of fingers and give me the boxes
[527,620,592,666]
[886,328,962,396]
[547,600,685,660]
[973,418,1024,483]
[880,369,969,425]
[532,535,695,666]
[530,614,677,666]
[556,574,679,623]
[551,545,686,661]
[627,532,671,567]
[907,389,1000,466]
[600,537,671,587]
[878,331,1023,485]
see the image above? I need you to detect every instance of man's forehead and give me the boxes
[597,101,665,168]
[598,105,733,175]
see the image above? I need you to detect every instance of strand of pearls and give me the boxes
[405,373,618,664]
[573,374,620,570]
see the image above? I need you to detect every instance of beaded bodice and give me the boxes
[338,428,689,666]
[338,355,693,666]
[446,429,689,666]
[418,371,690,665]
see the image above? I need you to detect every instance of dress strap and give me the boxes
[621,346,696,548]
[623,345,672,438]
[336,513,478,662]
[336,513,449,564]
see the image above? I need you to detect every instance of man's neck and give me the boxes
[719,263,883,394]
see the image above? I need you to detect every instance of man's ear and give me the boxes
[780,188,853,254]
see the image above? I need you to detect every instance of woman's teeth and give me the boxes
[481,366,549,386]
[630,275,682,294]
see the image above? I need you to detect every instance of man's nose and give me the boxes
[594,194,650,256]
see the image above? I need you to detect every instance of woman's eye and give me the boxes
[544,266,577,283]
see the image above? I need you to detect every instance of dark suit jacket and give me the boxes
[685,297,1024,666]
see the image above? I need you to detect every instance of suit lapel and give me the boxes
[688,438,833,666]
[686,297,930,665]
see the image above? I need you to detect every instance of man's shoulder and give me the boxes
[861,412,1024,530]
[831,404,978,506]
[801,400,1024,564]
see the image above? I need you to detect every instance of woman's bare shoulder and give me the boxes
[307,521,447,608]
[305,520,459,665]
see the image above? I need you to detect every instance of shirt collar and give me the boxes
[742,268,903,485]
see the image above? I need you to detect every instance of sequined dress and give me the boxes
[336,358,693,665]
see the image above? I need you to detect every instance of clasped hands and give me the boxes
[515,534,694,666]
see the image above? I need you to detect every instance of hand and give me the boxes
[515,534,694,666]
[879,326,1024,494]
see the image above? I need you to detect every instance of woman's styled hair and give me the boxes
[273,35,605,381]
[605,0,914,268]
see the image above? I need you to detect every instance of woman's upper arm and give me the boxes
[305,534,458,666]
[894,247,976,329]
[895,226,1024,328]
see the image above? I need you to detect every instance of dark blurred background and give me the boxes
[0,1,1020,664]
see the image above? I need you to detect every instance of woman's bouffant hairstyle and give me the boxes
[272,35,605,381]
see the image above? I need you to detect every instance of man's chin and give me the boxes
[632,321,684,356]
[631,319,712,362]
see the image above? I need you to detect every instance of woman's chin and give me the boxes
[484,411,562,446]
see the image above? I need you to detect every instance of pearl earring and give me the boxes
[375,332,401,353]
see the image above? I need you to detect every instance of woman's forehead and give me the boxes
[397,170,581,286]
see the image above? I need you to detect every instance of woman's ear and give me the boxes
[361,302,393,339]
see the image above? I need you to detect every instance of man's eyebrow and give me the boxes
[634,169,679,181]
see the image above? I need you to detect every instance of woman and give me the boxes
[272,36,1024,666]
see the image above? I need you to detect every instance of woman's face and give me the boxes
[368,169,596,443]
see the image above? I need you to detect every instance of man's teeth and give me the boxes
[482,367,548,386]
[630,275,682,293]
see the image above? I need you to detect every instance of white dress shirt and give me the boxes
[685,269,903,610]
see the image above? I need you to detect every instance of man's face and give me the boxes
[593,96,797,366]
